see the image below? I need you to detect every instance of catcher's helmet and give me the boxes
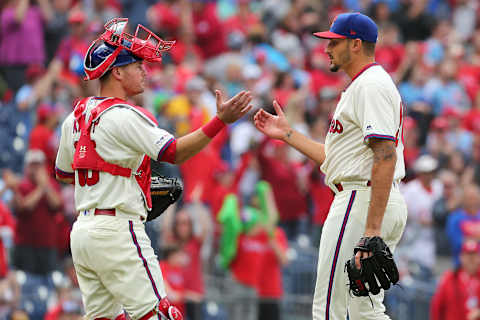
[84,42,141,80]
[83,18,175,80]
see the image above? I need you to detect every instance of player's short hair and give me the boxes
[346,39,376,56]
[362,41,376,56]
[99,69,112,83]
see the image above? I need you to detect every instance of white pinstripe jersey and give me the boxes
[320,63,405,187]
[55,97,174,217]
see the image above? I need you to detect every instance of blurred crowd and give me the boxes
[1,0,480,319]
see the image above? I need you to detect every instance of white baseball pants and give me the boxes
[71,210,167,320]
[312,184,407,320]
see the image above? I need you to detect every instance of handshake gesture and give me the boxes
[215,90,252,124]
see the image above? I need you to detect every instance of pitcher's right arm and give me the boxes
[253,100,326,165]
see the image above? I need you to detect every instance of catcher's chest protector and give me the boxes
[72,97,158,209]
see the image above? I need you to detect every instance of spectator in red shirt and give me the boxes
[166,207,208,320]
[11,149,63,275]
[147,0,181,37]
[463,91,480,133]
[431,240,480,320]
[457,29,480,103]
[403,116,421,179]
[458,61,480,104]
[191,1,226,59]
[308,44,344,96]
[257,138,307,240]
[375,23,405,77]
[271,71,295,108]
[309,168,334,246]
[427,116,454,162]
[223,0,260,37]
[159,245,187,316]
[228,228,266,320]
[0,201,15,278]
[162,184,212,320]
[257,227,288,320]
[28,103,59,176]
[179,140,224,203]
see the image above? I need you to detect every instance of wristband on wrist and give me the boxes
[201,116,226,138]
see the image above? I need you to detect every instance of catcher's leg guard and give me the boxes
[139,298,183,320]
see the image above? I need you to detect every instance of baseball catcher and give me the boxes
[345,236,399,296]
[55,16,252,320]
[148,175,183,221]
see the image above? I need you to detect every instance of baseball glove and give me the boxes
[148,176,183,221]
[345,236,399,297]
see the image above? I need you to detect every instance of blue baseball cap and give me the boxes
[314,13,378,43]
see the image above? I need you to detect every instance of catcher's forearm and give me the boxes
[174,117,225,164]
[283,129,326,165]
[366,141,397,235]
[175,130,211,164]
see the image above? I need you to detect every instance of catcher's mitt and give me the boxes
[345,236,399,297]
[148,176,183,221]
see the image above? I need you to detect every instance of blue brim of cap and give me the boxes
[313,31,347,39]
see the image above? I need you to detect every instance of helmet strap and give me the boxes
[84,43,123,81]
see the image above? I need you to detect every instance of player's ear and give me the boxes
[352,39,363,53]
[111,66,122,81]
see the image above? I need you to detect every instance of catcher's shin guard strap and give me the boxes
[201,116,226,138]
[138,298,183,320]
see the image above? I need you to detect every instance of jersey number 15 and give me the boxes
[77,169,100,186]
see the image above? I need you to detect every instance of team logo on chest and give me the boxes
[79,145,87,159]
[328,119,344,134]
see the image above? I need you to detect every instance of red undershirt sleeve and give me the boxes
[158,139,176,164]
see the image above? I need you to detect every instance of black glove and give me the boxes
[345,236,399,297]
[147,176,183,221]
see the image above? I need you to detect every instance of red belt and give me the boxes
[94,208,116,216]
[334,180,371,192]
[94,308,158,320]
[92,208,145,221]
[95,307,157,320]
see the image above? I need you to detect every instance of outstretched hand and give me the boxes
[253,100,291,140]
[216,90,252,124]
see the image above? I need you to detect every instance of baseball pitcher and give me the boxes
[253,13,407,320]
